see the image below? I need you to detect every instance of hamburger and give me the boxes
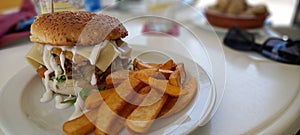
[26,11,131,103]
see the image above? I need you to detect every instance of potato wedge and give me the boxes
[85,88,115,110]
[169,69,181,87]
[115,76,146,103]
[159,59,175,70]
[148,77,187,97]
[157,69,173,79]
[134,71,187,97]
[100,86,152,135]
[133,58,156,70]
[106,70,133,85]
[176,63,186,84]
[135,68,159,76]
[63,109,98,135]
[95,92,129,134]
[133,58,174,78]
[133,68,159,84]
[94,128,107,135]
[126,90,168,134]
[148,63,161,67]
[95,78,144,134]
[157,97,177,118]
[159,68,182,116]
[158,77,197,117]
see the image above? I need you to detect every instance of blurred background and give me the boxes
[198,0,297,26]
[0,0,297,26]
[1,0,299,40]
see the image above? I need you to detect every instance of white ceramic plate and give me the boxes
[0,48,215,135]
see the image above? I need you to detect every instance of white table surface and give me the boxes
[0,9,300,135]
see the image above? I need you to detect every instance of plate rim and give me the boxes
[0,66,46,135]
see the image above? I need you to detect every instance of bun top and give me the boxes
[30,11,128,46]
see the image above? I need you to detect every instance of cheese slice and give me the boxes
[26,41,126,72]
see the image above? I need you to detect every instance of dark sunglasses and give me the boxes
[224,26,300,65]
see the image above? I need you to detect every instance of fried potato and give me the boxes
[106,68,156,87]
[148,63,161,67]
[133,58,176,71]
[98,86,152,135]
[158,59,175,78]
[176,63,186,85]
[94,128,107,135]
[95,92,129,134]
[85,88,115,110]
[134,72,149,84]
[63,109,98,135]
[133,58,175,79]
[119,86,151,118]
[157,69,173,79]
[129,86,152,105]
[134,70,187,97]
[169,69,181,87]
[106,70,133,85]
[157,97,177,118]
[159,59,176,70]
[126,90,168,134]
[95,101,136,135]
[158,77,197,117]
[148,77,187,97]
[133,58,156,70]
[134,67,173,81]
[115,76,146,103]
[133,68,159,84]
[135,68,159,76]
[95,78,144,134]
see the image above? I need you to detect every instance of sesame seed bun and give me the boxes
[30,11,128,46]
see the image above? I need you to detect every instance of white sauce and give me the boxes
[71,46,77,62]
[52,79,58,91]
[88,41,107,86]
[50,56,60,77]
[41,45,72,102]
[91,73,97,85]
[40,90,53,102]
[59,47,67,76]
[111,41,131,59]
[43,70,52,92]
[43,46,53,71]
[50,56,60,91]
[41,45,54,102]
[55,95,72,109]
[69,87,84,120]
